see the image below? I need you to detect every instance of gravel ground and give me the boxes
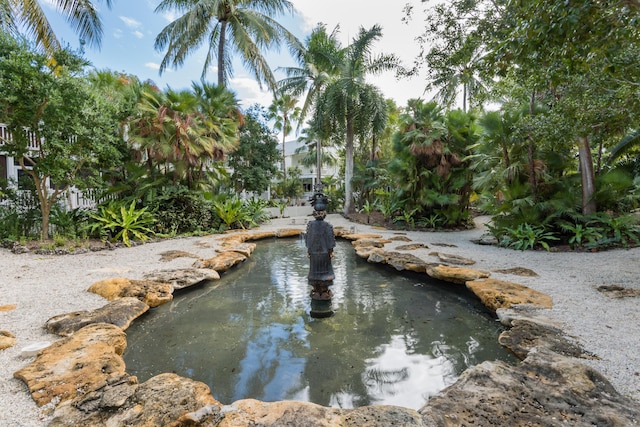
[1,214,639,426]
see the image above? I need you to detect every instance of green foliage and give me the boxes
[213,196,250,231]
[243,197,271,226]
[89,200,156,247]
[50,206,90,239]
[358,199,377,224]
[228,105,280,194]
[0,33,124,238]
[416,213,445,229]
[393,208,419,229]
[149,189,218,235]
[388,100,476,227]
[487,223,558,251]
[558,221,603,250]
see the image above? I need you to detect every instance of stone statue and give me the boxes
[305,190,335,300]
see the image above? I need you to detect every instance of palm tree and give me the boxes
[154,0,300,88]
[129,84,240,189]
[0,0,113,52]
[277,24,341,188]
[315,24,399,214]
[268,92,300,180]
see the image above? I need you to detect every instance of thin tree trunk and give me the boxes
[528,90,538,202]
[578,136,597,215]
[316,139,322,187]
[344,116,355,215]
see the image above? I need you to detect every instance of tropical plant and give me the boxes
[0,0,112,52]
[388,100,476,227]
[358,199,377,224]
[50,206,90,239]
[558,221,603,250]
[149,188,217,235]
[89,200,156,246]
[315,24,399,214]
[393,208,419,229]
[128,83,240,189]
[269,92,300,180]
[213,196,249,230]
[154,0,300,88]
[487,222,558,251]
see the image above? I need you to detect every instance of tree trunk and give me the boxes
[528,90,538,202]
[218,21,227,87]
[344,116,355,215]
[578,136,597,215]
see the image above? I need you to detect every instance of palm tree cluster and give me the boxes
[278,23,399,214]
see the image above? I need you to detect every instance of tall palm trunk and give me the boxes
[218,20,228,86]
[578,135,597,215]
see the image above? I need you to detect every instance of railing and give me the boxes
[0,123,42,151]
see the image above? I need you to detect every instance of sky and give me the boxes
[41,0,431,110]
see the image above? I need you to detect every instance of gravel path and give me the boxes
[1,214,639,426]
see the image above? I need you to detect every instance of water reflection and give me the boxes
[123,239,516,409]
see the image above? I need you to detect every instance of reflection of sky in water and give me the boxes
[363,335,455,408]
[123,239,516,409]
[234,319,308,402]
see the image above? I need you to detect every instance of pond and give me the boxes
[123,238,516,409]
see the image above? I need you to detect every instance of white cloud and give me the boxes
[145,62,161,71]
[133,31,144,39]
[229,76,273,109]
[113,29,123,39]
[289,0,429,106]
[120,16,142,29]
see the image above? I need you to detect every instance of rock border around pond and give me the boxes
[10,227,640,426]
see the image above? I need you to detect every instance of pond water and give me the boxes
[123,238,516,409]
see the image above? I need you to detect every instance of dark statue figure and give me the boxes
[305,188,335,301]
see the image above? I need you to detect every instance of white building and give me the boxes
[0,123,96,210]
[280,138,339,200]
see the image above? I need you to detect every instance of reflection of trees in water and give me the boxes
[123,239,513,408]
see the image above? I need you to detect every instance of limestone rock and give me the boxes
[88,278,173,307]
[45,298,149,336]
[50,373,220,427]
[351,238,390,249]
[426,265,490,285]
[597,284,640,298]
[466,278,553,311]
[396,243,428,250]
[420,347,640,426]
[245,231,277,241]
[389,235,412,242]
[499,319,598,361]
[341,232,383,241]
[275,228,303,238]
[143,268,219,290]
[365,249,434,273]
[0,329,16,349]
[429,251,475,265]
[342,405,426,426]
[493,266,538,277]
[495,306,562,328]
[223,242,257,258]
[193,251,247,272]
[14,323,127,407]
[158,250,200,261]
[219,399,344,427]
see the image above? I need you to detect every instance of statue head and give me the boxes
[310,189,329,220]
